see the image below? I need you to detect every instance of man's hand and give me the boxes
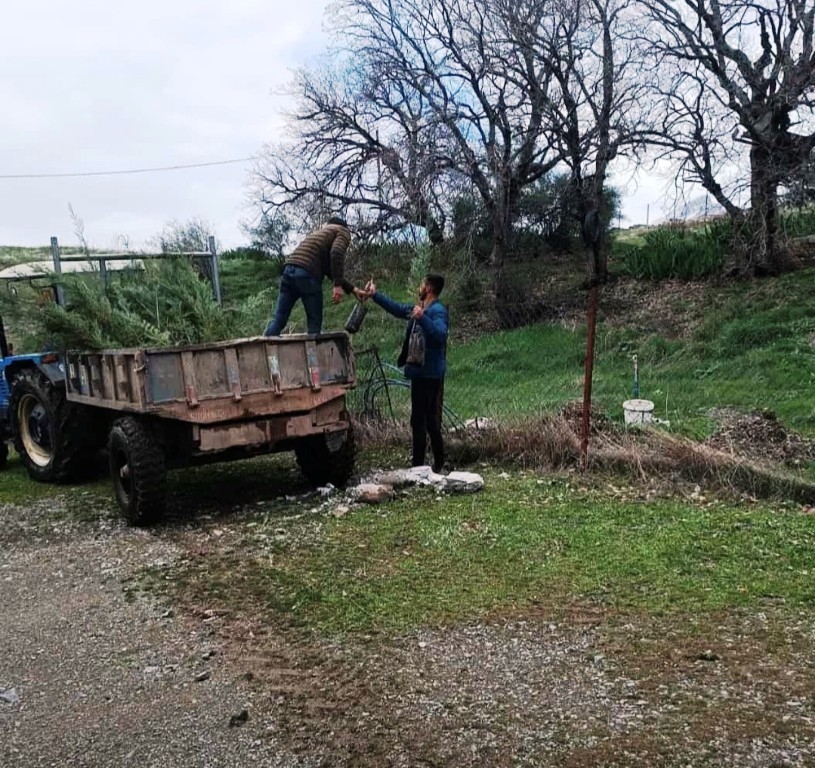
[353,287,370,302]
[364,279,376,295]
[410,305,424,320]
[332,286,344,304]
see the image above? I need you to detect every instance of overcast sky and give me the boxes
[0,0,675,251]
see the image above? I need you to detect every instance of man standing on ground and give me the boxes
[359,274,448,473]
[264,216,354,336]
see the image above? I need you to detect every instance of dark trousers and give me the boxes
[264,265,323,336]
[410,377,445,470]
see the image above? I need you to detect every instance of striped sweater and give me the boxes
[285,223,354,293]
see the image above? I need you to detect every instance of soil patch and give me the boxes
[705,409,815,466]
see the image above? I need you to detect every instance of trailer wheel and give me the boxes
[108,417,165,526]
[295,425,355,488]
[9,368,92,483]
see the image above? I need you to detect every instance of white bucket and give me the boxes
[623,399,654,425]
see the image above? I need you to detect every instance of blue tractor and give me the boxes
[0,316,100,481]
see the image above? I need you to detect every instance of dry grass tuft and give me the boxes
[355,407,815,504]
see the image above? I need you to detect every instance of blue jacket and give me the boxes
[372,291,448,379]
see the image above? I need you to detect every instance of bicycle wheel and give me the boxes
[367,378,463,432]
[366,378,413,423]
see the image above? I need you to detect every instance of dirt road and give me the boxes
[2,475,815,767]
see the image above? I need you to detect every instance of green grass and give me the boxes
[0,453,66,504]
[162,471,815,635]
[5,248,812,441]
[334,265,815,439]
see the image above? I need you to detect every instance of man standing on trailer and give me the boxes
[264,216,354,336]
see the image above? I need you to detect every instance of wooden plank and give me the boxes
[100,356,115,401]
[67,386,349,423]
[223,348,242,401]
[305,341,321,391]
[63,331,349,359]
[193,350,229,398]
[316,337,351,384]
[114,355,130,402]
[277,343,309,388]
[180,352,199,407]
[237,343,271,393]
[89,356,103,398]
[134,350,149,408]
[147,354,185,403]
[139,331,348,356]
[78,359,91,397]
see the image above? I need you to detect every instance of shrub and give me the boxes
[1,258,275,352]
[620,222,728,280]
[781,206,815,239]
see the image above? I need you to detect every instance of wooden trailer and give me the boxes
[61,333,356,524]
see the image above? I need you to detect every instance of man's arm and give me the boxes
[416,305,448,343]
[372,290,414,320]
[329,227,354,294]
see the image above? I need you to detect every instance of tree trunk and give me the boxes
[746,143,785,274]
[490,236,516,329]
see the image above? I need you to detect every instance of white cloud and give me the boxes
[0,0,331,250]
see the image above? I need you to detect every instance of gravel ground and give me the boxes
[3,490,815,767]
[0,497,316,768]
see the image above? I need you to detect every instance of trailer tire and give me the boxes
[10,368,92,483]
[295,424,355,488]
[108,417,165,526]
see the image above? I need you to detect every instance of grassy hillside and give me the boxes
[331,263,815,439]
[1,242,813,440]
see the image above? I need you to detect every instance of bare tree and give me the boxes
[336,0,569,312]
[639,0,815,273]
[526,0,652,280]
[150,218,218,282]
[241,208,292,261]
[253,55,452,244]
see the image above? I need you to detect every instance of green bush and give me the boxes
[620,222,728,280]
[781,206,815,239]
[1,258,276,352]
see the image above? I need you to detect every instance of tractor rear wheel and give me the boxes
[10,368,94,483]
[108,417,166,526]
[295,425,356,488]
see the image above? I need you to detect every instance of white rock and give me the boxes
[443,471,484,494]
[462,417,495,431]
[353,483,394,504]
[372,466,445,487]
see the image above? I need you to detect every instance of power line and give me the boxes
[0,157,255,180]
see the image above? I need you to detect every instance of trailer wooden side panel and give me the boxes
[65,333,355,423]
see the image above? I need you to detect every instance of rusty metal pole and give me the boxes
[580,282,600,469]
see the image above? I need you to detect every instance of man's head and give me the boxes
[419,273,445,301]
[326,215,348,227]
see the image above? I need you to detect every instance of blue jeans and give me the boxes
[264,265,323,336]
